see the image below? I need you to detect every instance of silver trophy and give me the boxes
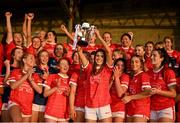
[73,22,97,49]
[77,22,90,47]
[72,24,81,49]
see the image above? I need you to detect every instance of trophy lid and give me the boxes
[82,22,90,29]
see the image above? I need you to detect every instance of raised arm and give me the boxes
[22,13,28,45]
[95,29,113,66]
[77,46,89,67]
[60,24,74,42]
[26,13,34,47]
[5,12,13,44]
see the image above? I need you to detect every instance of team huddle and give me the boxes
[0,12,179,122]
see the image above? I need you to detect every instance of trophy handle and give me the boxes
[72,24,81,50]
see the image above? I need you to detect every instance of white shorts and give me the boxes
[8,101,31,118]
[2,103,8,111]
[150,106,175,121]
[112,111,125,118]
[32,104,45,112]
[44,114,68,122]
[75,106,85,112]
[85,105,112,120]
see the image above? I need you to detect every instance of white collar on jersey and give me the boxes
[58,73,69,79]
[153,66,164,73]
[134,71,143,76]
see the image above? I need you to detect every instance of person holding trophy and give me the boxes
[77,27,113,122]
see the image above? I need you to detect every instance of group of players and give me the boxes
[0,12,179,122]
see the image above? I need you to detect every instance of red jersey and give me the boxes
[83,63,112,108]
[167,50,179,59]
[118,46,134,73]
[45,74,69,119]
[82,44,99,53]
[167,50,179,68]
[144,55,153,71]
[68,64,80,76]
[5,41,23,60]
[8,69,41,115]
[99,43,120,52]
[43,42,56,57]
[25,45,38,56]
[148,66,176,110]
[69,72,87,107]
[63,43,73,63]
[110,73,129,112]
[126,71,151,117]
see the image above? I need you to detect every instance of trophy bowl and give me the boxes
[77,39,89,47]
[73,22,96,48]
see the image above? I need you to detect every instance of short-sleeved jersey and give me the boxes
[110,73,129,112]
[84,63,112,108]
[8,69,41,108]
[82,44,99,53]
[45,74,69,119]
[148,66,176,110]
[69,71,87,107]
[126,71,151,116]
[43,42,56,58]
[128,71,151,104]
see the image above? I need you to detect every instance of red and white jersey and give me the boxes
[144,55,153,71]
[110,73,129,112]
[45,73,69,119]
[69,71,87,107]
[82,44,99,53]
[83,63,112,108]
[148,66,176,110]
[43,42,56,57]
[8,69,41,107]
[128,71,151,101]
[5,41,23,60]
[126,71,151,116]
